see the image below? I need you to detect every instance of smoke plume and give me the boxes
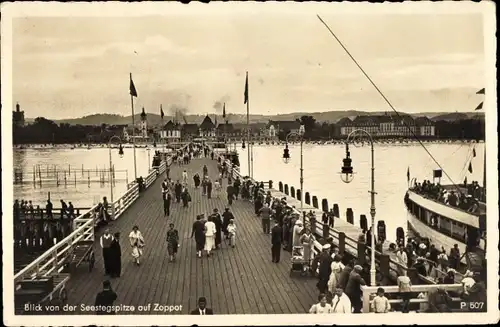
[212,95,231,113]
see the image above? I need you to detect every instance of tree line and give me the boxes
[13,116,485,145]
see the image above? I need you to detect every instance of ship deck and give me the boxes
[62,157,318,314]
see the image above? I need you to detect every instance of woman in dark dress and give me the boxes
[109,232,121,278]
[166,223,179,262]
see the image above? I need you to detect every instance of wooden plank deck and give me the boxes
[63,157,318,314]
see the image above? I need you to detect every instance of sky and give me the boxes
[10,4,487,119]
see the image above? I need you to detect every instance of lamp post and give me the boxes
[282,125,305,217]
[108,135,124,220]
[340,129,376,286]
[147,147,151,172]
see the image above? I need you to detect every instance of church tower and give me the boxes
[140,107,148,139]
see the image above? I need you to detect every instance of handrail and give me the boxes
[14,144,190,284]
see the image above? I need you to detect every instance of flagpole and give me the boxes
[130,94,138,180]
[246,72,251,177]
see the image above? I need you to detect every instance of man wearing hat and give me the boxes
[345,264,367,313]
[271,220,283,263]
[222,207,235,239]
[316,244,333,294]
[94,280,118,314]
[191,214,206,258]
[100,229,114,276]
[190,297,214,315]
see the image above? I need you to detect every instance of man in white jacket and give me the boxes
[331,287,352,314]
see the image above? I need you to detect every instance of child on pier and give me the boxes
[227,219,236,248]
[129,225,145,266]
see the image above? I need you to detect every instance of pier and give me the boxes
[13,143,468,315]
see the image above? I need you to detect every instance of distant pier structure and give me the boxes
[14,164,129,188]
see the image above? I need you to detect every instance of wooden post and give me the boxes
[357,241,366,265]
[338,232,346,254]
[333,203,339,217]
[278,181,283,192]
[305,192,311,205]
[284,184,289,195]
[290,186,295,198]
[321,199,329,212]
[346,208,354,224]
[296,189,302,201]
[312,196,319,208]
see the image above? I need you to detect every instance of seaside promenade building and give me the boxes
[336,114,436,138]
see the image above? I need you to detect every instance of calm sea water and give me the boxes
[12,142,485,239]
[236,142,485,239]
[13,146,156,208]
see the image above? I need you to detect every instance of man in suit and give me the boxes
[190,297,214,315]
[163,190,172,217]
[94,280,118,314]
[271,220,283,263]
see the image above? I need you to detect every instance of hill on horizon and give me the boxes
[27,110,484,126]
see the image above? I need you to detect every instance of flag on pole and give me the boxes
[477,88,485,95]
[160,105,164,119]
[244,72,249,104]
[407,167,410,182]
[129,73,138,97]
[222,103,226,119]
[475,102,483,110]
[473,147,476,157]
[468,162,473,173]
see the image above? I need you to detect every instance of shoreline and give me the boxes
[13,139,484,150]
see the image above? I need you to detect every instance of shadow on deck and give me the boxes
[64,157,317,314]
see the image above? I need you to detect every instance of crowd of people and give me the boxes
[14,198,76,220]
[411,180,481,214]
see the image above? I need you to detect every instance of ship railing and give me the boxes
[14,145,189,285]
[361,283,464,313]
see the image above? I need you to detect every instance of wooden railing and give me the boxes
[216,150,460,285]
[361,284,464,313]
[14,144,189,285]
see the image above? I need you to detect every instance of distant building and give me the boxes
[336,113,435,138]
[13,103,25,127]
[199,115,216,138]
[182,123,199,141]
[415,116,436,137]
[267,120,302,139]
[160,120,182,142]
[140,107,148,139]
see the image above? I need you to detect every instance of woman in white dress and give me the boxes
[292,220,304,247]
[129,225,145,266]
[327,255,345,294]
[299,228,315,267]
[204,216,217,257]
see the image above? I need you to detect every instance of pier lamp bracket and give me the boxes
[118,144,124,158]
[340,143,354,183]
[283,144,291,164]
[242,141,246,149]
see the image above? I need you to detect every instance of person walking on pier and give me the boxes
[227,183,235,206]
[182,169,188,185]
[203,164,208,178]
[163,189,172,217]
[316,244,333,294]
[258,203,272,234]
[46,199,53,219]
[109,232,122,278]
[345,265,366,313]
[174,180,183,203]
[67,201,75,219]
[192,214,206,258]
[166,223,179,262]
[190,297,214,315]
[222,207,234,239]
[181,187,191,208]
[309,293,332,314]
[331,287,352,314]
[206,178,213,199]
[271,220,283,263]
[94,280,118,315]
[129,225,145,266]
[211,209,223,249]
[204,216,217,257]
[328,255,345,295]
[60,199,68,218]
[193,173,201,188]
[100,229,114,275]
[227,219,236,247]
